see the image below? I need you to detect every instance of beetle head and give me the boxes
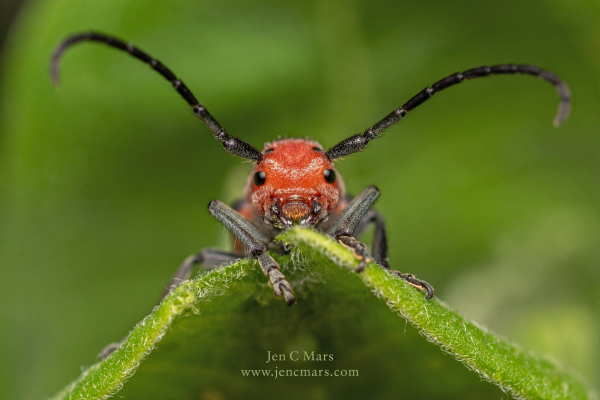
[245,139,344,228]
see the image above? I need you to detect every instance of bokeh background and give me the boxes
[1,0,599,399]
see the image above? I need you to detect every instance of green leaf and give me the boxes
[51,228,595,400]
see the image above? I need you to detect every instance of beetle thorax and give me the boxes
[245,139,344,228]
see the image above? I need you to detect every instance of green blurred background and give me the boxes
[1,0,599,398]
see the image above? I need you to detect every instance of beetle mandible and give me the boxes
[50,32,571,307]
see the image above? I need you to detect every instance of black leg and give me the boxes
[50,31,262,161]
[326,64,570,159]
[355,210,434,298]
[328,185,380,272]
[257,253,295,305]
[208,200,294,305]
[353,209,389,268]
[160,249,242,300]
[100,248,243,360]
[328,186,379,237]
[391,271,435,299]
[99,343,121,360]
[329,186,434,298]
[337,235,371,273]
[100,201,285,361]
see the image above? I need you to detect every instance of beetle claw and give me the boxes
[392,271,435,299]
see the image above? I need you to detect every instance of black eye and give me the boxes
[254,171,266,186]
[324,169,336,183]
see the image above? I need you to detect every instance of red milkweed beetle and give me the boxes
[50,32,571,310]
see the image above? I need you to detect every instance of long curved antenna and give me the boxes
[50,31,262,162]
[326,64,571,160]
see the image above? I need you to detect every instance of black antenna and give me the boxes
[326,64,571,160]
[50,31,263,162]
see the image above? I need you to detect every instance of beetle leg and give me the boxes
[99,343,121,360]
[208,200,294,305]
[337,234,371,272]
[160,249,243,300]
[328,185,379,272]
[353,208,389,268]
[258,253,295,305]
[392,271,435,299]
[99,248,243,360]
[329,186,434,298]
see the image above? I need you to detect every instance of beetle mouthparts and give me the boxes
[266,198,326,228]
[282,201,310,221]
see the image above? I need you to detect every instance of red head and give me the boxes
[245,139,344,228]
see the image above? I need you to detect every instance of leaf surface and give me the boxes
[52,228,595,400]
